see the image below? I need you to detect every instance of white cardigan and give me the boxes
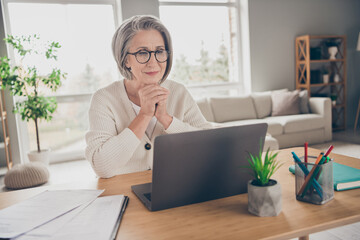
[85,80,213,178]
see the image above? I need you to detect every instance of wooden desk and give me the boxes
[1,147,360,240]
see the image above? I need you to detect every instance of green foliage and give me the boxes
[171,41,229,84]
[246,145,283,186]
[0,34,66,152]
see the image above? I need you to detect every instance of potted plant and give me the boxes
[321,67,330,84]
[246,146,283,217]
[0,35,66,165]
[330,94,337,106]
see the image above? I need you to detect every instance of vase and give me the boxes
[334,74,340,83]
[323,74,329,84]
[28,149,51,166]
[328,46,338,60]
[247,179,282,217]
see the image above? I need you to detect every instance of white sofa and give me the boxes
[196,91,332,150]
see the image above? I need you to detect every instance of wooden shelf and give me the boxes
[295,35,347,131]
[0,80,13,169]
[332,103,346,108]
[310,59,345,63]
[309,82,344,87]
[298,59,345,64]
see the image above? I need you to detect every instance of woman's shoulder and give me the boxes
[162,79,187,93]
[92,81,123,98]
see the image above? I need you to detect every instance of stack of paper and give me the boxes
[0,190,128,240]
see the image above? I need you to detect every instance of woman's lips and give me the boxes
[145,71,159,76]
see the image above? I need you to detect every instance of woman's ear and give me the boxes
[125,59,130,69]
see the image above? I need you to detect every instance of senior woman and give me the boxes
[85,15,212,178]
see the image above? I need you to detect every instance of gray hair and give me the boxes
[112,15,173,83]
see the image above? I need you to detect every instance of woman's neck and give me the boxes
[124,79,141,106]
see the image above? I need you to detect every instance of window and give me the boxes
[159,0,242,98]
[2,0,121,162]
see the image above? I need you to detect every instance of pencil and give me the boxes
[298,153,324,196]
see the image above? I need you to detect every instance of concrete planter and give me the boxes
[28,149,51,166]
[247,179,282,217]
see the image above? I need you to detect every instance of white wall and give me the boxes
[248,0,360,128]
[121,0,159,19]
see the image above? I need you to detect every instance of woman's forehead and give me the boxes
[130,29,165,49]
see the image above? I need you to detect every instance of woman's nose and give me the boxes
[147,52,158,65]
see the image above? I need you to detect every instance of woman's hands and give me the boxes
[138,85,173,129]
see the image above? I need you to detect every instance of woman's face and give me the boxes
[126,29,167,85]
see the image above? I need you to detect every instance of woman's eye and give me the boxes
[138,51,149,57]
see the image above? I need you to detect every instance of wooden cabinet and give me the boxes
[295,35,346,131]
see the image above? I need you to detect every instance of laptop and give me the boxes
[131,123,268,211]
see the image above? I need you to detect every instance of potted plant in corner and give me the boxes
[0,35,66,165]
[246,146,283,217]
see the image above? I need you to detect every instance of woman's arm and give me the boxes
[165,84,214,134]
[85,103,141,178]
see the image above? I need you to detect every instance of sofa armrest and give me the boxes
[309,97,332,141]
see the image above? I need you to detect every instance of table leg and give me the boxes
[299,236,309,240]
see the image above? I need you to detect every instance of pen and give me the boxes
[298,153,325,196]
[110,196,129,240]
[292,152,323,198]
[304,142,308,164]
[324,145,334,163]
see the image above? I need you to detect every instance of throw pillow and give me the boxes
[251,91,272,119]
[210,96,257,123]
[299,90,310,114]
[271,90,301,116]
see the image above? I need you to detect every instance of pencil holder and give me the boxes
[295,156,334,205]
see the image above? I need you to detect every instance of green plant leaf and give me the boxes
[242,141,283,186]
[1,34,66,152]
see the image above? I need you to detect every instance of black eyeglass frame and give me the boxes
[127,49,170,64]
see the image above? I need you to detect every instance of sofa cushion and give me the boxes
[251,89,288,119]
[219,119,283,136]
[196,98,215,122]
[266,114,325,133]
[271,90,300,116]
[299,90,310,114]
[251,91,271,119]
[210,96,257,123]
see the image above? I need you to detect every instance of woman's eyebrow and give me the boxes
[135,45,165,50]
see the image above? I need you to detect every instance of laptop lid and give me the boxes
[133,123,268,211]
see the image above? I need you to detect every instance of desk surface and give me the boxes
[1,147,360,240]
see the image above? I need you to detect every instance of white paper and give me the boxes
[48,195,125,240]
[13,199,95,240]
[0,189,104,239]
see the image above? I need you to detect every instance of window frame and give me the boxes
[1,0,122,163]
[159,0,244,95]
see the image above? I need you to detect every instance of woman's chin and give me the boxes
[143,76,161,84]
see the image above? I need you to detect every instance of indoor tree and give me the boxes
[0,34,66,153]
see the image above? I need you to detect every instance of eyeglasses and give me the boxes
[127,49,169,64]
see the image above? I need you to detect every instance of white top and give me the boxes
[130,101,157,139]
[85,79,213,178]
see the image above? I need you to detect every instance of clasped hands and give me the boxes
[138,84,172,128]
